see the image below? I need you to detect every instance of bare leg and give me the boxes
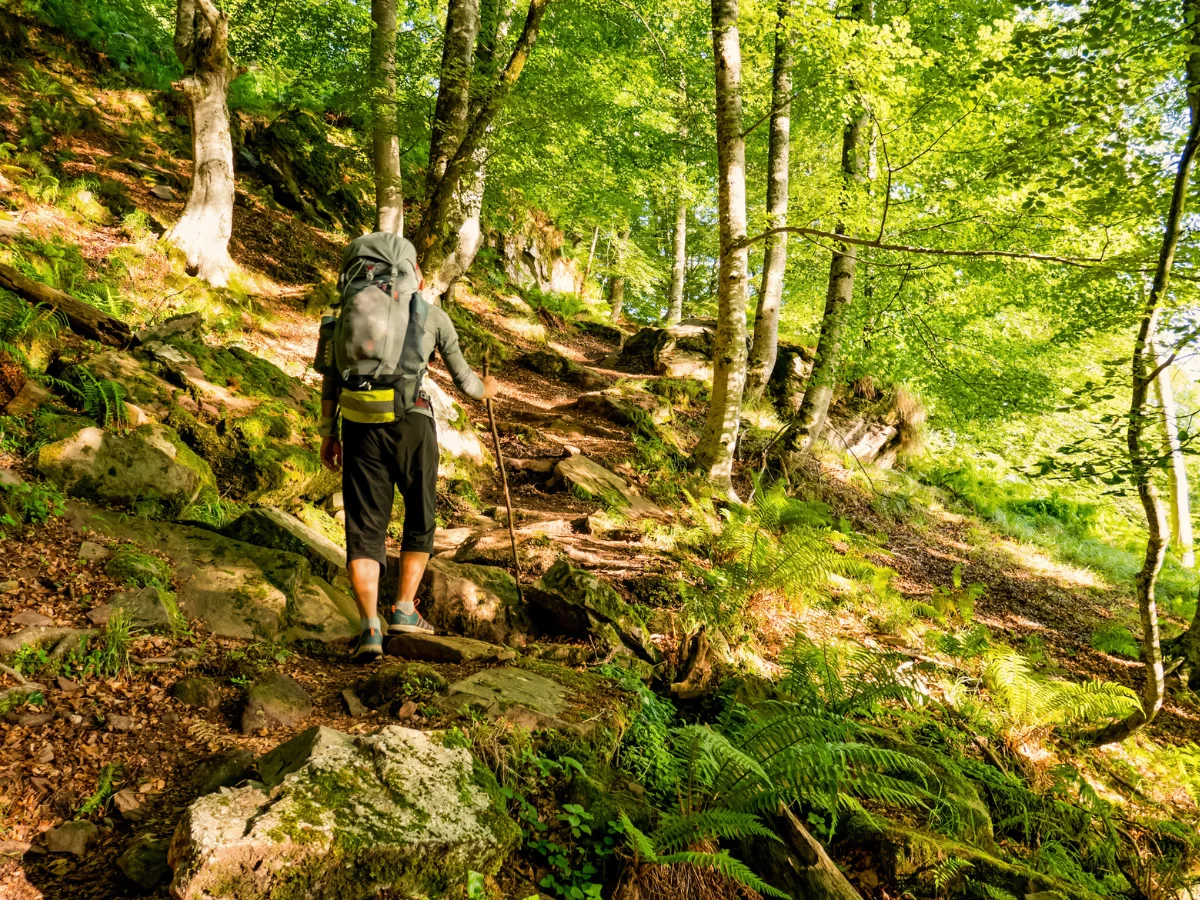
[394,551,430,612]
[348,558,381,621]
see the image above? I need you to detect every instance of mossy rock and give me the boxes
[357,661,448,710]
[170,726,519,899]
[106,546,172,588]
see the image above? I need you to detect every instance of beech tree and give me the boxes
[370,0,403,234]
[168,0,240,286]
[744,0,792,402]
[691,0,749,494]
[1091,0,1200,746]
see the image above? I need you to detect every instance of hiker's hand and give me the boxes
[481,376,500,400]
[320,437,342,472]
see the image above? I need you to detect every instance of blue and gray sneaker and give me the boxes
[386,605,435,636]
[352,626,384,662]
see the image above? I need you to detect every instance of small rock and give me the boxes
[117,833,171,889]
[68,714,83,726]
[34,742,54,764]
[240,672,313,734]
[149,184,175,200]
[112,788,146,822]
[171,675,222,710]
[0,579,18,593]
[86,604,112,626]
[78,541,110,562]
[10,610,53,627]
[357,661,448,710]
[341,689,368,718]
[386,632,515,665]
[132,311,204,345]
[6,712,52,727]
[0,840,38,858]
[107,714,137,732]
[43,820,98,857]
[192,749,255,796]
[122,403,151,427]
[3,380,48,416]
[56,676,81,693]
[397,700,417,720]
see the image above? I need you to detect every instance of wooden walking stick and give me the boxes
[483,350,524,602]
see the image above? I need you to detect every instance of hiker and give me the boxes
[314,233,497,662]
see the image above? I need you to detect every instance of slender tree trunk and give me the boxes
[583,224,599,286]
[167,0,238,287]
[370,0,403,234]
[1092,0,1200,745]
[744,0,793,402]
[425,0,481,196]
[609,227,630,324]
[666,192,687,325]
[779,0,871,453]
[1153,341,1194,567]
[691,0,749,494]
[415,0,547,268]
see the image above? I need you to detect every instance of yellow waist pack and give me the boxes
[339,387,396,424]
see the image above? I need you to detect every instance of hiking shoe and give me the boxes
[386,605,435,636]
[352,626,384,662]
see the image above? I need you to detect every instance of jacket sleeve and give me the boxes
[434,309,486,400]
[321,371,341,404]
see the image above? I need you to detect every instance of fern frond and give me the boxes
[618,811,659,864]
[652,810,779,854]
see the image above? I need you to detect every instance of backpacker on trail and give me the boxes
[314,232,431,424]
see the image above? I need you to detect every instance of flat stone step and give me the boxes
[385,632,516,664]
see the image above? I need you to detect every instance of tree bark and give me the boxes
[744,0,792,402]
[1092,0,1200,746]
[609,272,626,324]
[369,0,403,234]
[1152,341,1194,567]
[583,224,599,286]
[167,0,238,287]
[666,192,687,325]
[691,0,749,495]
[425,0,481,197]
[414,0,547,268]
[0,263,131,347]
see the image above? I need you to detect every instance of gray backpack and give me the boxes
[315,233,430,423]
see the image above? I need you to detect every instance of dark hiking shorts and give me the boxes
[342,412,438,565]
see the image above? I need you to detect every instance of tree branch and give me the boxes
[734,225,1110,267]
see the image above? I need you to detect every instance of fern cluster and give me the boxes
[43,364,129,429]
[982,648,1139,735]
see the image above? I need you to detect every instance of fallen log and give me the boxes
[0,262,131,347]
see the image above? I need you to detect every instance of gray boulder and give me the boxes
[518,349,610,391]
[241,673,313,734]
[405,557,532,646]
[172,676,222,711]
[386,632,515,664]
[37,424,216,511]
[43,820,98,857]
[109,585,179,631]
[532,559,659,663]
[222,506,347,584]
[168,725,519,900]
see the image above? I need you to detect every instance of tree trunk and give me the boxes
[666,193,687,325]
[609,227,630,323]
[414,0,547,268]
[744,807,863,900]
[744,0,792,402]
[1091,0,1200,746]
[779,0,871,453]
[167,0,238,287]
[583,224,599,286]
[0,263,131,347]
[691,0,749,495]
[1153,341,1194,567]
[370,0,403,234]
[425,0,481,197]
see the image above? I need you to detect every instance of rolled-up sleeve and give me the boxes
[434,309,485,400]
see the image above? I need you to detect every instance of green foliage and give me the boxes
[679,479,836,636]
[85,610,136,677]
[44,365,128,429]
[0,688,45,715]
[105,546,171,589]
[10,644,51,677]
[597,664,678,797]
[644,377,709,408]
[76,763,123,818]
[0,292,62,363]
[0,480,65,526]
[1090,625,1141,660]
[982,648,1139,733]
